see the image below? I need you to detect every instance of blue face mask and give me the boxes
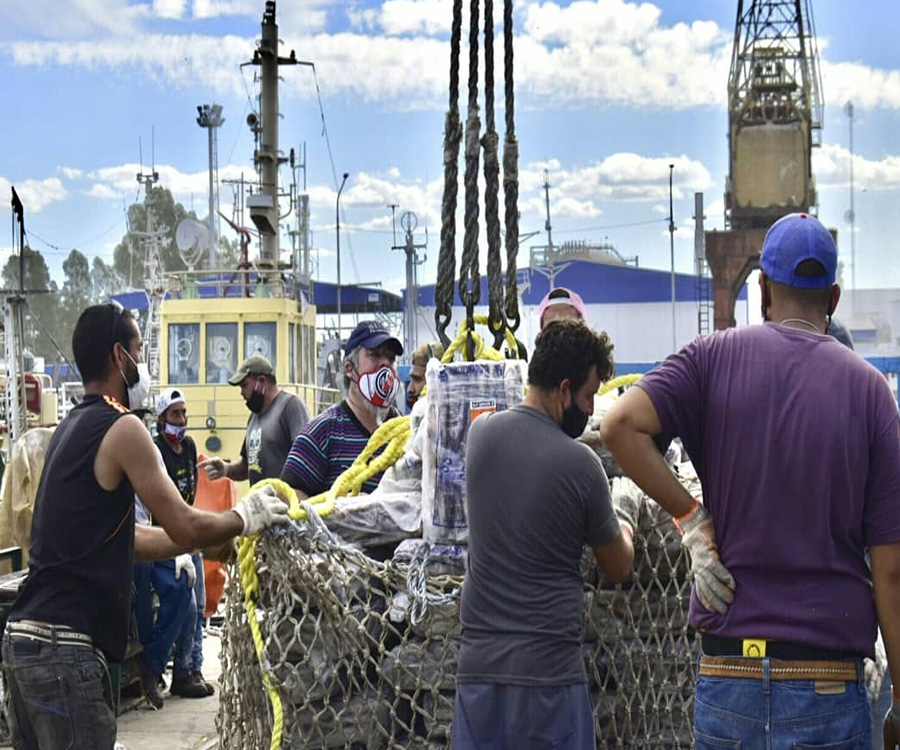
[164,422,187,444]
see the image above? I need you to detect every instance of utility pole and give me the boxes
[669,164,676,352]
[844,100,856,293]
[196,103,224,269]
[392,211,427,355]
[336,172,349,334]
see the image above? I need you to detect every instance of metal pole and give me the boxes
[669,164,676,352]
[845,101,856,292]
[336,172,349,336]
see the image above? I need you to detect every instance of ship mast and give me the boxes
[247,1,297,270]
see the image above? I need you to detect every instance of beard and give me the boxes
[351,381,391,425]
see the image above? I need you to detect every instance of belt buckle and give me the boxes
[742,639,767,658]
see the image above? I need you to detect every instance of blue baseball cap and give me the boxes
[760,213,837,290]
[344,320,403,357]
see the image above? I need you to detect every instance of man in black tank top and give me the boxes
[2,304,290,750]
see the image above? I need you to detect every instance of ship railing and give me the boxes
[163,269,310,301]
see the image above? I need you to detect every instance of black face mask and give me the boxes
[561,401,589,439]
[246,380,265,414]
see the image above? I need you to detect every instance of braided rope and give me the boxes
[502,0,521,333]
[597,372,643,397]
[442,313,519,362]
[482,0,505,350]
[458,0,482,339]
[435,0,465,348]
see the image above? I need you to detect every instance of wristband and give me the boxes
[673,499,700,535]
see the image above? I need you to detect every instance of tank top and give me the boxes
[10,394,135,661]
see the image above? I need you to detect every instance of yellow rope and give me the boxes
[236,477,297,750]
[442,314,520,362]
[597,372,642,397]
[238,416,411,749]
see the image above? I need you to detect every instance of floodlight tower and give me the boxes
[196,103,224,270]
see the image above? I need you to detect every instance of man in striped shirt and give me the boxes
[281,321,403,499]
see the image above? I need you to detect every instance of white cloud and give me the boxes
[59,166,85,179]
[377,0,451,36]
[191,0,257,19]
[0,176,68,214]
[821,60,900,111]
[813,143,900,191]
[86,183,120,200]
[0,0,149,40]
[154,0,188,20]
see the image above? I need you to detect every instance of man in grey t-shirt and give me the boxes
[452,320,635,750]
[199,355,309,486]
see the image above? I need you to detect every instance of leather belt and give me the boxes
[6,620,93,649]
[699,655,859,682]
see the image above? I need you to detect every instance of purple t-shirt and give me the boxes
[639,322,900,657]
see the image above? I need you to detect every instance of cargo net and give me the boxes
[215,359,884,750]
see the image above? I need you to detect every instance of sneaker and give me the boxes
[170,673,211,699]
[139,666,164,710]
[192,669,215,696]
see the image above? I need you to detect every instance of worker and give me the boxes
[406,341,445,409]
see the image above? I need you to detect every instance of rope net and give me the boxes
[216,360,883,749]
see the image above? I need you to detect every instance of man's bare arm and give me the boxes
[601,387,696,519]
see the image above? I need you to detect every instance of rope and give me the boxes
[405,541,461,626]
[597,372,643,397]
[443,313,519,362]
[236,417,410,750]
[459,0,482,362]
[435,0,465,349]
[482,0,506,351]
[502,0,521,334]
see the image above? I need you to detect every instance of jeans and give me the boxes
[2,632,116,750]
[695,659,871,750]
[872,666,892,750]
[451,682,596,750]
[133,558,192,676]
[174,553,205,679]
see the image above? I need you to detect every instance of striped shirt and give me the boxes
[280,401,386,497]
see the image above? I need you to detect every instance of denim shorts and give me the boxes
[694,658,870,750]
[2,630,117,750]
[451,682,596,750]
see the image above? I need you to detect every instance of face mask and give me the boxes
[561,400,589,439]
[246,379,265,414]
[356,365,400,408]
[120,348,151,410]
[164,422,187,444]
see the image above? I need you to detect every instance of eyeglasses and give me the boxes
[106,299,124,353]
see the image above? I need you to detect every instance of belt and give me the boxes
[6,620,93,649]
[700,655,859,682]
[701,634,860,662]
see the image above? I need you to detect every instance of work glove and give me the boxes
[174,553,196,588]
[610,477,642,534]
[884,693,900,750]
[675,501,735,615]
[198,457,226,481]
[234,485,290,536]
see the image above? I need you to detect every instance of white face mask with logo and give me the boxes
[120,348,151,410]
[355,365,400,408]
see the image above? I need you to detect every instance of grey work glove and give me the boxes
[610,477,642,534]
[198,457,226,481]
[676,502,735,615]
[234,485,290,536]
[174,553,196,588]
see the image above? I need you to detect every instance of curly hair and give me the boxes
[528,319,615,392]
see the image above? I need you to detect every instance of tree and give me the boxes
[113,186,198,285]
[91,256,123,300]
[1,246,59,360]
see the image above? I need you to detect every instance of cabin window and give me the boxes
[245,322,276,371]
[168,323,199,384]
[206,322,238,384]
[289,323,296,383]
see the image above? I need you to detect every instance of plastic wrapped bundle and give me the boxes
[421,359,526,543]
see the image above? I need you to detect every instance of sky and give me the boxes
[2,0,900,304]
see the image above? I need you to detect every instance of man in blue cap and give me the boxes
[602,213,900,748]
[281,320,403,499]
